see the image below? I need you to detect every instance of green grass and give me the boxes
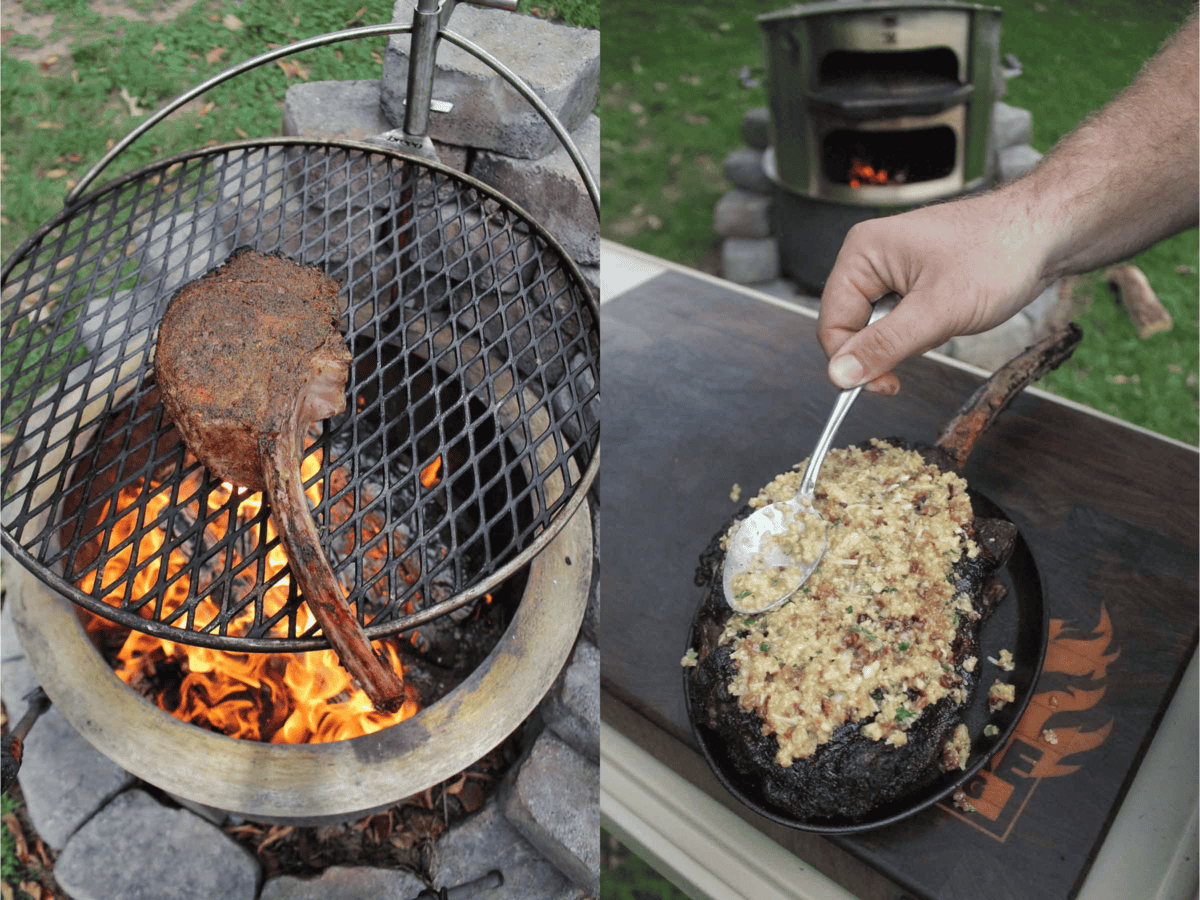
[602,830,693,900]
[1,0,400,262]
[600,0,1199,445]
[2,792,31,894]
[1,0,598,263]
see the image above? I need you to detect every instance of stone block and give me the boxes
[721,237,780,285]
[997,144,1043,184]
[582,492,599,648]
[435,800,585,900]
[17,707,135,850]
[502,732,599,894]
[541,639,599,762]
[470,114,599,265]
[714,188,772,239]
[54,790,260,900]
[741,106,771,150]
[259,865,425,900]
[991,102,1033,152]
[283,80,391,141]
[723,147,771,194]
[947,314,1034,371]
[381,1,599,159]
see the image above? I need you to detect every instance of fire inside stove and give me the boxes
[824,126,957,187]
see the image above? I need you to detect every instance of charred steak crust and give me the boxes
[687,441,1017,824]
[155,248,408,713]
[155,248,349,491]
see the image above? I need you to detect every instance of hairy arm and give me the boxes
[818,9,1199,393]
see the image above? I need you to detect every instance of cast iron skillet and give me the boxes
[683,488,1047,833]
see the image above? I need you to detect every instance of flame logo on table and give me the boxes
[942,606,1119,839]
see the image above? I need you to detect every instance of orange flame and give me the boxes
[848,158,889,188]
[420,455,442,489]
[82,449,420,743]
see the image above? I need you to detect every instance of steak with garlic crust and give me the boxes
[685,324,1081,825]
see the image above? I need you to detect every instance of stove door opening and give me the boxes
[822,125,957,187]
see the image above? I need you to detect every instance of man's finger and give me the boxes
[825,298,951,389]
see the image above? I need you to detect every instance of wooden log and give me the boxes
[1106,264,1172,338]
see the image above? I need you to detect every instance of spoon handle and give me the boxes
[797,292,901,501]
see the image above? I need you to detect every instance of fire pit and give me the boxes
[756,0,1005,291]
[1,7,598,838]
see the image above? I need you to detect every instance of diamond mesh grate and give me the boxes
[1,139,599,652]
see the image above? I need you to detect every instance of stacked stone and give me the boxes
[282,0,599,292]
[713,108,809,306]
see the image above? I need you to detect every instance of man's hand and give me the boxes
[816,10,1197,394]
[818,190,1052,393]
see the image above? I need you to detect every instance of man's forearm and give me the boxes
[1010,9,1198,281]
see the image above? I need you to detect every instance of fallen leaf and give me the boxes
[234,127,249,139]
[34,837,53,869]
[199,101,216,117]
[257,824,294,851]
[206,46,226,65]
[3,813,28,864]
[18,883,41,900]
[222,13,244,30]
[45,168,68,179]
[35,121,63,129]
[276,59,310,80]
[1,879,12,900]
[684,113,709,125]
[119,87,146,116]
[370,51,382,65]
[151,40,166,54]
[1169,363,1184,374]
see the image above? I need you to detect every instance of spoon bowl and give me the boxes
[722,293,900,614]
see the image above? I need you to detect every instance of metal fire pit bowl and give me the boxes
[1,137,600,652]
[1,139,597,651]
[5,489,592,822]
[2,16,598,654]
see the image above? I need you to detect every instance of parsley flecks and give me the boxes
[895,707,915,723]
[760,642,770,652]
[898,641,911,652]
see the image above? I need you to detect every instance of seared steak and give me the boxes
[685,325,1081,824]
[688,442,1017,823]
[155,248,406,713]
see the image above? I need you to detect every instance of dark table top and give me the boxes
[600,267,1199,900]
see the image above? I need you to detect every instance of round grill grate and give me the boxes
[1,139,599,652]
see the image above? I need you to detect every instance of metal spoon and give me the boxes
[722,292,901,614]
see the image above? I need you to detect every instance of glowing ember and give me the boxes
[848,158,890,188]
[420,455,442,489]
[81,449,421,744]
